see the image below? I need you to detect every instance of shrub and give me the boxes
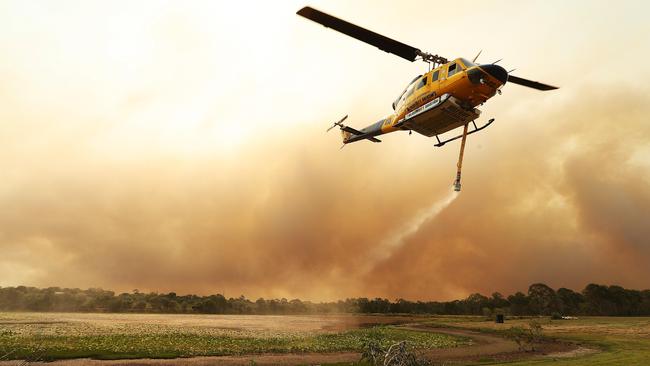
[361,340,432,366]
[505,320,544,352]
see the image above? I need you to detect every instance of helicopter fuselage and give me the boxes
[342,58,507,144]
[298,5,556,190]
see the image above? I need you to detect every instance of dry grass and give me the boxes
[0,313,466,361]
[0,313,422,338]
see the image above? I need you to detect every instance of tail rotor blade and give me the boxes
[327,115,348,132]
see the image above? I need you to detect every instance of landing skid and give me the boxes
[433,118,495,147]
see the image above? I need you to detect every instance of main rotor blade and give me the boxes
[297,6,420,62]
[508,75,558,91]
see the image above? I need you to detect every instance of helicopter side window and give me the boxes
[405,86,415,99]
[447,63,458,77]
[431,70,439,82]
[416,76,427,90]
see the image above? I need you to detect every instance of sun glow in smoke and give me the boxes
[363,189,460,273]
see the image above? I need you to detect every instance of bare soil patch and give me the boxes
[544,346,598,359]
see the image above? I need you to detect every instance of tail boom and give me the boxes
[328,115,384,144]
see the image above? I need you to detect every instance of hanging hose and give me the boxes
[453,123,469,192]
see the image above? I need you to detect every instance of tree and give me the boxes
[1,283,650,316]
[583,283,612,315]
[194,299,218,313]
[528,283,559,315]
[507,292,530,315]
[556,288,584,315]
[465,293,489,315]
[490,292,506,306]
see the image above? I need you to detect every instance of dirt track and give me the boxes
[0,326,578,366]
[406,325,577,363]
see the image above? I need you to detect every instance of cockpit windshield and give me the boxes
[405,75,422,88]
[460,58,476,68]
[392,74,422,110]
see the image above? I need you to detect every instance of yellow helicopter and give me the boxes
[297,6,558,191]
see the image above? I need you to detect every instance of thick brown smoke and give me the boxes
[364,86,650,299]
[1,83,649,301]
[1,1,649,301]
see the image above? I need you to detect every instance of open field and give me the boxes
[415,315,650,365]
[0,313,468,361]
[1,313,649,365]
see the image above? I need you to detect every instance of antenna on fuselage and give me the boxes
[472,50,482,63]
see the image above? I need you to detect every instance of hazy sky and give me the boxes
[1,0,649,301]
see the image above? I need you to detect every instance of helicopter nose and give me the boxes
[480,64,508,85]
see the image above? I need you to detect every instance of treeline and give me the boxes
[1,283,650,316]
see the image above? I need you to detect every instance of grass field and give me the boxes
[2,313,650,365]
[0,313,468,361]
[417,315,650,365]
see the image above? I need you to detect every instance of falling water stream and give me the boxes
[363,189,460,273]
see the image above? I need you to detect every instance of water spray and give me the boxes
[363,189,460,273]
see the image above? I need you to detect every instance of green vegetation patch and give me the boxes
[419,316,650,366]
[0,326,469,361]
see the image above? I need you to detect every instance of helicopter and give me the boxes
[296,6,558,191]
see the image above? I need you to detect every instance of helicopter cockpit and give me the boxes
[392,58,479,110]
[392,74,422,110]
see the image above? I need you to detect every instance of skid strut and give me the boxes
[434,118,494,147]
[453,123,469,192]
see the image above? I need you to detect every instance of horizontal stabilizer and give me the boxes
[341,125,364,136]
[343,131,382,143]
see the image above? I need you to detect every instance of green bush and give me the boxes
[504,320,543,352]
